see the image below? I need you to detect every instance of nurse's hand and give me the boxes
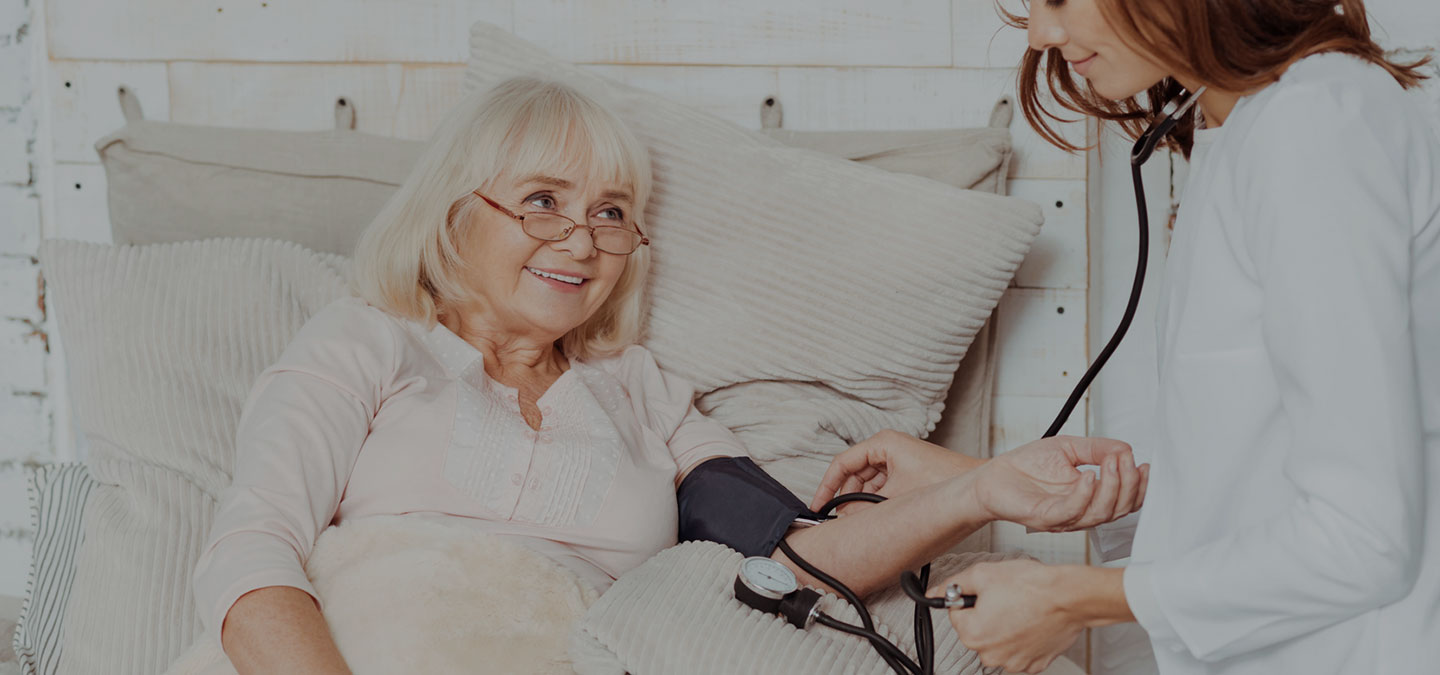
[973,435,1147,532]
[932,561,1132,674]
[810,430,983,512]
[931,560,1084,674]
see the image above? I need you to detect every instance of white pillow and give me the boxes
[464,23,1043,493]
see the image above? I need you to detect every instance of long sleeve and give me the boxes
[192,298,400,635]
[1125,74,1427,662]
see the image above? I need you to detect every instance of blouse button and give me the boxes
[529,478,541,490]
[511,473,523,486]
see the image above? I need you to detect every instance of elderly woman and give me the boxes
[194,77,1145,673]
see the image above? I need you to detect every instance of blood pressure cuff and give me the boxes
[676,456,824,558]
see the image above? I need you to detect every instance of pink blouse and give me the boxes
[192,297,746,634]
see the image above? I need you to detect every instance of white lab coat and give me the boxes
[1119,53,1440,674]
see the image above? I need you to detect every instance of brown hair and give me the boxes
[1005,0,1431,158]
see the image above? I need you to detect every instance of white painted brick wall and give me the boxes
[0,0,47,599]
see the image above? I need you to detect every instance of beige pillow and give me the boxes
[463,22,1040,497]
[41,239,353,674]
[95,76,1024,494]
[761,127,1011,195]
[98,120,1012,259]
[98,122,421,255]
[572,541,1027,675]
[95,119,1013,477]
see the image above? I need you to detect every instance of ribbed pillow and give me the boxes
[571,541,1026,675]
[39,239,352,675]
[95,114,1016,502]
[465,22,1042,494]
[12,463,96,675]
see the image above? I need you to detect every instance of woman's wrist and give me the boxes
[949,451,986,478]
[939,467,994,528]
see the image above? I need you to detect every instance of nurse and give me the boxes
[814,0,1439,672]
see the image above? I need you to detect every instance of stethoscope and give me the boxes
[733,86,1208,675]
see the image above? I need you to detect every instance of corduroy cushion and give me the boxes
[93,112,1011,502]
[571,541,1026,675]
[40,239,352,674]
[11,463,97,675]
[93,35,1019,497]
[463,22,1040,498]
[91,28,1035,500]
[94,115,1018,501]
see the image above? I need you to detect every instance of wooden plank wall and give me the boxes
[33,0,1093,660]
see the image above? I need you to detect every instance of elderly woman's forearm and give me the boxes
[774,471,989,597]
[222,586,352,675]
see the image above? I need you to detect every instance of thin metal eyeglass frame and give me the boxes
[472,190,650,255]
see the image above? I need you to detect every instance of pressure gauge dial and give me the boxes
[734,556,799,614]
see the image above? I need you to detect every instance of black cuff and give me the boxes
[676,456,822,558]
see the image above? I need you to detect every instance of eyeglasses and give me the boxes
[472,190,650,256]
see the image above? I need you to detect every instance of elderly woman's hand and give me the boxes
[972,435,1147,532]
[810,430,983,512]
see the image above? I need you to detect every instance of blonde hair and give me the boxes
[352,77,653,360]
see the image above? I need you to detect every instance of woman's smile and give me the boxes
[525,265,590,293]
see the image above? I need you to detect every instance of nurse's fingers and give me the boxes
[1075,456,1124,529]
[1135,464,1150,510]
[1112,455,1142,517]
[842,466,879,491]
[828,470,884,516]
[1059,436,1134,468]
[813,450,878,509]
[1048,470,1098,530]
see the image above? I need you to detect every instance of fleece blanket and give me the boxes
[163,515,596,675]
